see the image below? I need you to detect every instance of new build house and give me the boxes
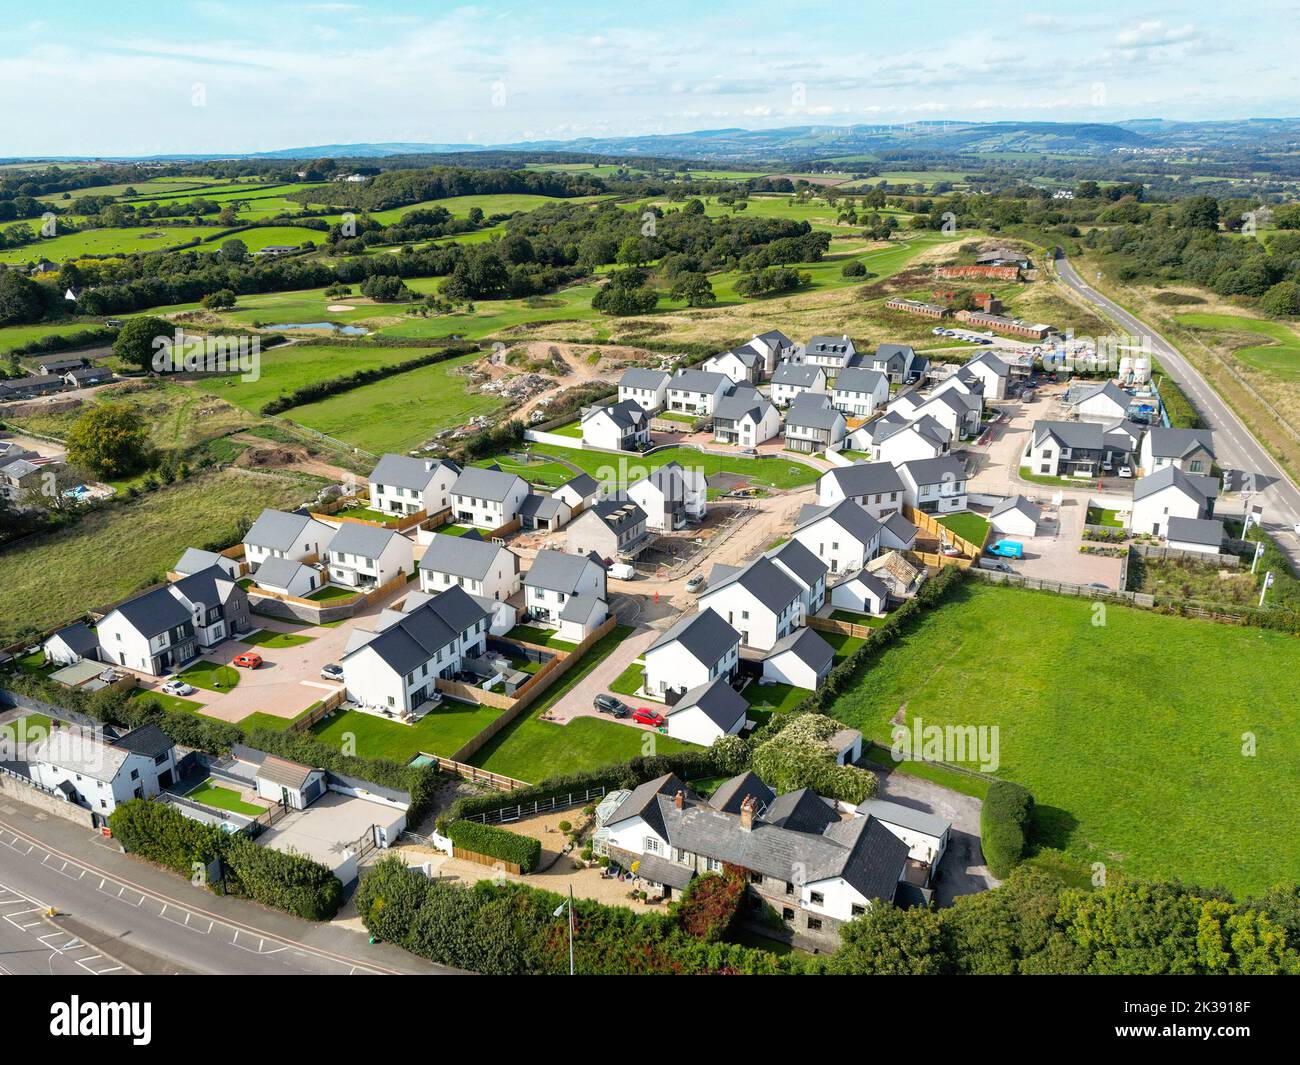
[581,400,650,451]
[1025,420,1136,478]
[911,388,981,440]
[174,547,242,580]
[830,367,890,418]
[252,558,321,598]
[1166,516,1226,555]
[43,622,100,667]
[765,539,828,618]
[96,585,198,675]
[961,351,1010,400]
[712,388,780,447]
[770,362,828,407]
[523,549,607,625]
[617,368,671,412]
[801,335,857,373]
[665,369,730,415]
[450,466,530,530]
[566,499,650,560]
[698,555,804,651]
[627,461,707,532]
[703,346,765,384]
[243,509,333,571]
[762,627,835,690]
[551,473,601,513]
[325,524,414,589]
[989,495,1042,537]
[817,462,906,519]
[793,499,883,575]
[419,532,520,602]
[643,608,741,702]
[898,455,969,514]
[783,394,847,453]
[865,343,927,385]
[852,412,950,465]
[169,566,251,648]
[29,724,178,820]
[664,677,749,747]
[745,330,795,374]
[1131,466,1219,538]
[1066,380,1130,422]
[367,454,460,516]
[1139,427,1215,476]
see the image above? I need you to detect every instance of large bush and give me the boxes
[750,714,877,804]
[671,869,746,942]
[981,780,1035,879]
[224,836,343,920]
[445,820,542,873]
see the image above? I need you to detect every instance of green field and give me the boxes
[201,226,326,253]
[0,320,111,353]
[823,582,1300,895]
[0,225,232,264]
[238,628,314,649]
[310,704,503,762]
[529,441,819,489]
[1176,312,1300,378]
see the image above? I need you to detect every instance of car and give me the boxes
[1293,523,1300,537]
[161,678,195,697]
[1087,582,1110,591]
[1117,465,1134,478]
[594,694,628,717]
[632,708,667,728]
[932,327,944,335]
[232,652,263,669]
[320,663,344,681]
[685,573,706,593]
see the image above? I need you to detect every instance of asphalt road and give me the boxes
[1056,252,1300,571]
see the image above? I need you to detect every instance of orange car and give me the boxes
[232,651,263,669]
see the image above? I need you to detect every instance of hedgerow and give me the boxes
[445,820,542,873]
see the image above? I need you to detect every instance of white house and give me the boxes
[581,400,650,451]
[325,524,414,589]
[96,585,198,676]
[858,414,950,466]
[551,472,601,514]
[43,622,100,668]
[828,570,890,616]
[243,509,334,571]
[880,511,920,553]
[801,334,857,373]
[698,555,804,651]
[1025,420,1112,478]
[450,466,531,530]
[703,346,764,385]
[1067,380,1130,423]
[518,492,572,532]
[989,495,1041,537]
[712,389,781,447]
[643,608,741,702]
[961,351,1010,400]
[793,499,883,576]
[367,454,460,516]
[251,754,327,811]
[744,330,795,374]
[866,343,926,385]
[174,547,242,580]
[771,362,828,407]
[1139,427,1215,476]
[761,627,835,690]
[665,369,730,415]
[912,388,981,440]
[523,549,607,624]
[817,462,906,519]
[252,557,321,598]
[831,367,890,419]
[1131,466,1218,538]
[168,566,251,648]
[29,724,178,819]
[419,532,520,602]
[341,585,491,714]
[664,677,749,747]
[765,539,828,617]
[617,368,671,412]
[565,498,650,560]
[856,798,951,886]
[783,395,847,454]
[898,456,968,514]
[1166,516,1226,555]
[627,461,707,532]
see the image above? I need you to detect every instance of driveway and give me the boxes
[1009,496,1124,589]
[543,624,659,726]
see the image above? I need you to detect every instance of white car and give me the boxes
[1117,466,1133,478]
[161,678,196,697]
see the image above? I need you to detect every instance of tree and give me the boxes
[840,260,867,278]
[670,272,716,307]
[218,237,248,263]
[1176,195,1220,231]
[113,315,172,373]
[0,269,46,326]
[201,288,236,310]
[823,904,948,974]
[65,403,150,478]
[1260,281,1300,318]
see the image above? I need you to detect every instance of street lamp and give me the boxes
[552,885,575,975]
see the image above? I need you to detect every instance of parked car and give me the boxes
[632,708,667,728]
[232,652,263,669]
[161,678,195,697]
[685,573,706,593]
[594,694,628,717]
[320,663,344,681]
[1117,465,1134,478]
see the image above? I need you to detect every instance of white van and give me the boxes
[608,563,636,580]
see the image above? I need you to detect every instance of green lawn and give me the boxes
[820,631,866,662]
[471,626,698,782]
[504,625,580,651]
[0,225,234,264]
[477,455,575,489]
[176,660,240,692]
[1018,466,1096,488]
[239,629,315,649]
[829,610,886,627]
[530,442,819,490]
[134,691,204,714]
[186,781,265,817]
[305,585,356,602]
[331,505,391,523]
[435,523,477,537]
[1086,506,1125,528]
[234,710,313,733]
[310,703,503,762]
[937,511,990,547]
[823,582,1300,895]
[742,681,810,726]
[609,662,645,697]
[1176,312,1300,378]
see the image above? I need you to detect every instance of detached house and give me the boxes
[665,369,730,416]
[581,400,650,451]
[168,566,251,648]
[783,395,847,453]
[551,472,601,514]
[30,724,178,821]
[698,555,804,651]
[643,608,741,702]
[96,585,198,676]
[961,351,1010,400]
[817,462,906,519]
[989,495,1041,537]
[762,627,835,690]
[1066,380,1130,423]
[617,368,671,412]
[566,499,650,560]
[1026,420,1135,478]
[450,466,530,530]
[801,335,857,373]
[1139,427,1215,476]
[831,367,890,418]
[43,622,101,668]
[1131,466,1218,538]
[703,346,765,385]
[243,509,333,571]
[518,492,572,532]
[744,330,795,374]
[252,558,321,598]
[665,677,749,747]
[793,499,883,575]
[174,547,241,580]
[325,524,414,589]
[771,362,828,407]
[898,456,968,514]
[866,343,927,385]
[367,454,460,516]
[853,412,950,466]
[523,549,607,625]
[626,461,707,532]
[419,532,520,602]
[712,388,780,447]
[912,388,981,441]
[765,539,828,617]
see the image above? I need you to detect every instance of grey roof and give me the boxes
[619,367,671,390]
[245,508,325,551]
[66,366,111,382]
[790,389,833,410]
[882,510,919,546]
[328,522,405,559]
[111,724,174,760]
[990,494,1041,522]
[48,621,98,657]
[764,788,839,834]
[670,368,730,395]
[856,798,951,839]
[668,676,748,731]
[559,593,604,624]
[647,607,740,666]
[839,569,891,600]
[821,461,905,498]
[713,390,772,424]
[172,566,240,611]
[421,532,511,581]
[623,849,696,889]
[1166,516,1225,546]
[348,585,490,674]
[772,362,824,388]
[796,499,883,546]
[764,627,834,676]
[590,399,647,431]
[1133,464,1215,503]
[519,494,565,521]
[258,755,318,790]
[784,403,844,431]
[709,771,775,815]
[833,366,889,395]
[1,458,40,479]
[871,343,916,372]
[901,455,967,488]
[605,773,687,839]
[1068,380,1129,409]
[524,549,602,594]
[966,351,1010,377]
[176,547,224,575]
[1032,419,1104,451]
[554,472,598,499]
[451,465,527,502]
[752,329,793,348]
[584,498,646,534]
[1145,427,1215,460]
[701,555,802,615]
[806,335,856,357]
[765,538,828,588]
[111,585,193,639]
[254,556,315,589]
[36,356,87,372]
[368,453,457,492]
[29,729,129,783]
[714,346,761,367]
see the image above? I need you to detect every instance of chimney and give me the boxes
[739,795,755,832]
[674,790,684,810]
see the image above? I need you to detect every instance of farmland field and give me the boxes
[0,225,232,263]
[0,320,111,353]
[822,582,1300,895]
[529,441,819,489]
[1176,312,1300,378]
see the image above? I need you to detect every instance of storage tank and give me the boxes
[1133,356,1152,385]
[1118,356,1134,383]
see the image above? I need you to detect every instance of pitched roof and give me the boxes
[882,510,919,546]
[796,498,883,546]
[605,773,688,838]
[258,754,317,790]
[1166,516,1225,546]
[421,532,510,580]
[871,343,916,371]
[253,557,315,590]
[111,723,175,760]
[765,538,828,588]
[669,676,748,730]
[966,351,1010,377]
[772,362,824,388]
[1145,427,1216,460]
[709,771,775,815]
[1133,464,1215,503]
[713,390,772,424]
[619,367,671,390]
[856,798,951,839]
[554,472,598,499]
[784,402,844,431]
[901,455,967,487]
[990,494,1041,522]
[834,366,889,395]
[245,509,325,551]
[821,461,905,498]
[764,627,834,676]
[701,555,802,614]
[368,453,457,492]
[588,399,647,431]
[646,608,740,667]
[837,569,891,601]
[111,585,193,638]
[451,466,527,502]
[29,728,129,783]
[347,585,489,674]
[559,593,604,624]
[171,565,240,610]
[1032,419,1104,451]
[175,547,225,575]
[48,621,98,657]
[764,788,839,834]
[328,522,405,559]
[524,549,601,594]
[713,346,761,368]
[806,335,856,356]
[518,493,566,521]
[1068,380,1129,409]
[582,498,646,534]
[670,369,730,394]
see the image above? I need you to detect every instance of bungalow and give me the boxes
[29,724,178,820]
[626,461,707,532]
[523,549,607,625]
[64,366,114,389]
[801,335,857,373]
[898,455,968,514]
[783,395,846,454]
[828,569,890,616]
[43,622,101,667]
[703,346,765,385]
[817,462,906,519]
[793,499,882,576]
[1166,516,1226,555]
[1139,427,1215,476]
[367,454,460,516]
[0,373,65,399]
[1066,380,1130,423]
[565,499,650,560]
[643,609,741,702]
[96,585,198,675]
[168,565,251,647]
[617,368,671,412]
[341,586,491,715]
[174,547,242,580]
[325,524,414,589]
[712,388,781,447]
[518,492,572,532]
[830,367,890,418]
[761,627,835,690]
[33,355,87,375]
[961,351,1010,400]
[664,677,749,747]
[770,362,828,407]
[865,343,927,385]
[449,466,530,530]
[989,495,1041,537]
[243,509,333,571]
[581,400,650,451]
[665,369,730,416]
[551,472,601,514]
[419,532,520,602]
[698,555,804,651]
[765,539,828,617]
[252,557,321,598]
[1131,466,1218,538]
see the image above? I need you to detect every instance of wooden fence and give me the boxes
[807,615,880,639]
[418,753,530,791]
[910,549,975,571]
[904,503,987,558]
[283,688,347,734]
[452,846,522,875]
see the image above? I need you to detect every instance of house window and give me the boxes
[809,891,824,906]
[644,837,661,854]
[785,881,794,895]
[807,917,822,931]
[851,903,866,916]
[706,858,722,872]
[782,908,795,921]
[749,872,762,885]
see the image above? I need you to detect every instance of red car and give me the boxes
[232,651,263,669]
[632,708,666,728]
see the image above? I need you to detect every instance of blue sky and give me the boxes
[3,1,1298,155]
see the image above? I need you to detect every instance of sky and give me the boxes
[2,0,1299,156]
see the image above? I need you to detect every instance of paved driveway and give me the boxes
[543,623,660,726]
[1009,496,1124,589]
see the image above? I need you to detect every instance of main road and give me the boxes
[1056,252,1300,571]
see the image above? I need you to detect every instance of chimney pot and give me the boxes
[739,795,755,831]
[674,790,684,809]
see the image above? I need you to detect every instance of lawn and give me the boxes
[310,704,503,762]
[1176,312,1300,378]
[823,582,1300,895]
[530,442,819,490]
[1086,506,1124,528]
[937,511,990,547]
[239,629,315,649]
[331,505,391,523]
[186,780,265,817]
[477,455,575,489]
[505,625,580,651]
[0,225,234,264]
[134,691,204,714]
[306,585,357,602]
[741,680,810,726]
[176,660,240,692]
[609,661,646,697]
[435,523,477,537]
[471,626,698,782]
[234,710,313,733]
[829,610,886,627]
[820,631,866,662]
